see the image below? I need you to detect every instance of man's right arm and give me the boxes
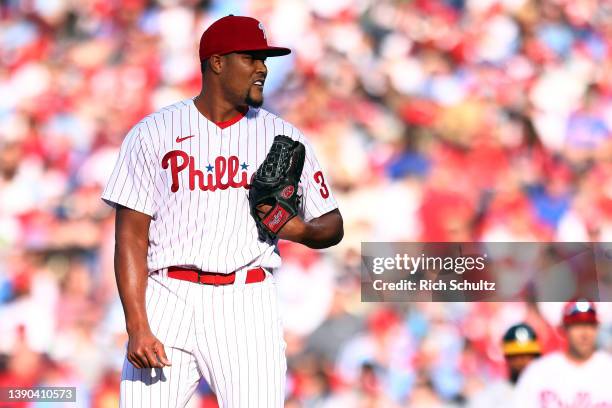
[115,205,171,369]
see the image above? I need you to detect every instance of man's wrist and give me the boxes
[297,221,312,244]
[288,217,310,244]
[126,320,151,335]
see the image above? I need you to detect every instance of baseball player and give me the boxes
[468,323,541,408]
[101,15,343,408]
[515,300,612,407]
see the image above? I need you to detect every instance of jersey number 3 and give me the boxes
[314,171,329,199]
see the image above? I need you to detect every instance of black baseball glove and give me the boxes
[249,135,305,241]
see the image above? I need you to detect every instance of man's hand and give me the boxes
[127,328,172,369]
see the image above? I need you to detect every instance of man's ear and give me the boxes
[208,54,224,75]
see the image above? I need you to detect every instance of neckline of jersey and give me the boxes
[189,99,249,130]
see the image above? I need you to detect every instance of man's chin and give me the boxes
[246,95,264,108]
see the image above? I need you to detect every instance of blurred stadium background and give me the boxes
[1,0,612,406]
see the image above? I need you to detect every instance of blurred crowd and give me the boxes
[2,0,612,406]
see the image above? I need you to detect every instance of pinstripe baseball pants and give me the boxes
[119,268,287,407]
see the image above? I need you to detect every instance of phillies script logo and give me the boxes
[162,150,249,192]
[539,390,612,408]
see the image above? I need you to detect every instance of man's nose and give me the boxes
[255,59,267,75]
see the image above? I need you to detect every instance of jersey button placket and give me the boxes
[220,128,230,155]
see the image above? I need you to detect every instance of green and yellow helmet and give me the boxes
[502,323,541,356]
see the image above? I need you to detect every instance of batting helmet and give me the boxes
[502,323,541,356]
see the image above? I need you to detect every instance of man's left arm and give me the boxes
[278,132,343,249]
[278,208,343,249]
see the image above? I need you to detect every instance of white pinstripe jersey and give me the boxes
[102,99,338,274]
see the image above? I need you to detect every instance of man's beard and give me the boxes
[245,91,263,108]
[509,369,521,384]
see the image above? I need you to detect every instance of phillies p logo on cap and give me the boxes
[199,15,290,61]
[258,22,267,39]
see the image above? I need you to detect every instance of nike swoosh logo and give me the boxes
[176,135,195,143]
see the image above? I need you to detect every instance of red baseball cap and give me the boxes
[562,299,599,326]
[199,15,291,61]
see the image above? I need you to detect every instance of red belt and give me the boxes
[167,266,266,286]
